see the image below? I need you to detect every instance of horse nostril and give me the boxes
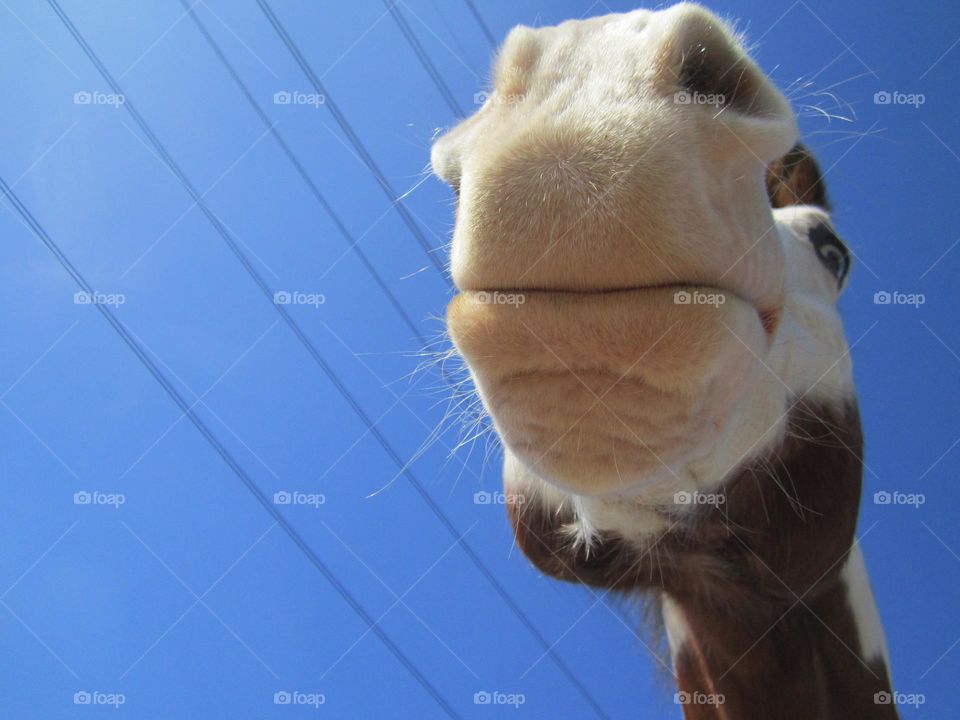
[669,6,783,119]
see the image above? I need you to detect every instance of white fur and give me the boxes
[842,544,890,665]
[662,594,690,660]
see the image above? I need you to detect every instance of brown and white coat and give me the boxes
[432,4,897,717]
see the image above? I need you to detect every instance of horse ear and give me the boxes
[765,143,830,210]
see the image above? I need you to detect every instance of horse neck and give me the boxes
[663,556,895,719]
[660,401,897,719]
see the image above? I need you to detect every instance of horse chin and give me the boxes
[447,286,769,497]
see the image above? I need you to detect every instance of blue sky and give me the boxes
[0,0,958,717]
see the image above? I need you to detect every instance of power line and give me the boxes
[175,0,427,347]
[256,0,450,283]
[0,171,459,720]
[256,4,609,717]
[48,2,608,715]
[43,0,459,711]
[462,0,497,50]
[382,0,464,117]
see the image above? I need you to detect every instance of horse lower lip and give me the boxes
[446,286,770,495]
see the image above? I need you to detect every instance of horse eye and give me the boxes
[807,223,850,288]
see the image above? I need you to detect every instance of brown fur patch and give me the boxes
[506,399,897,717]
[766,143,831,210]
[507,400,863,598]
